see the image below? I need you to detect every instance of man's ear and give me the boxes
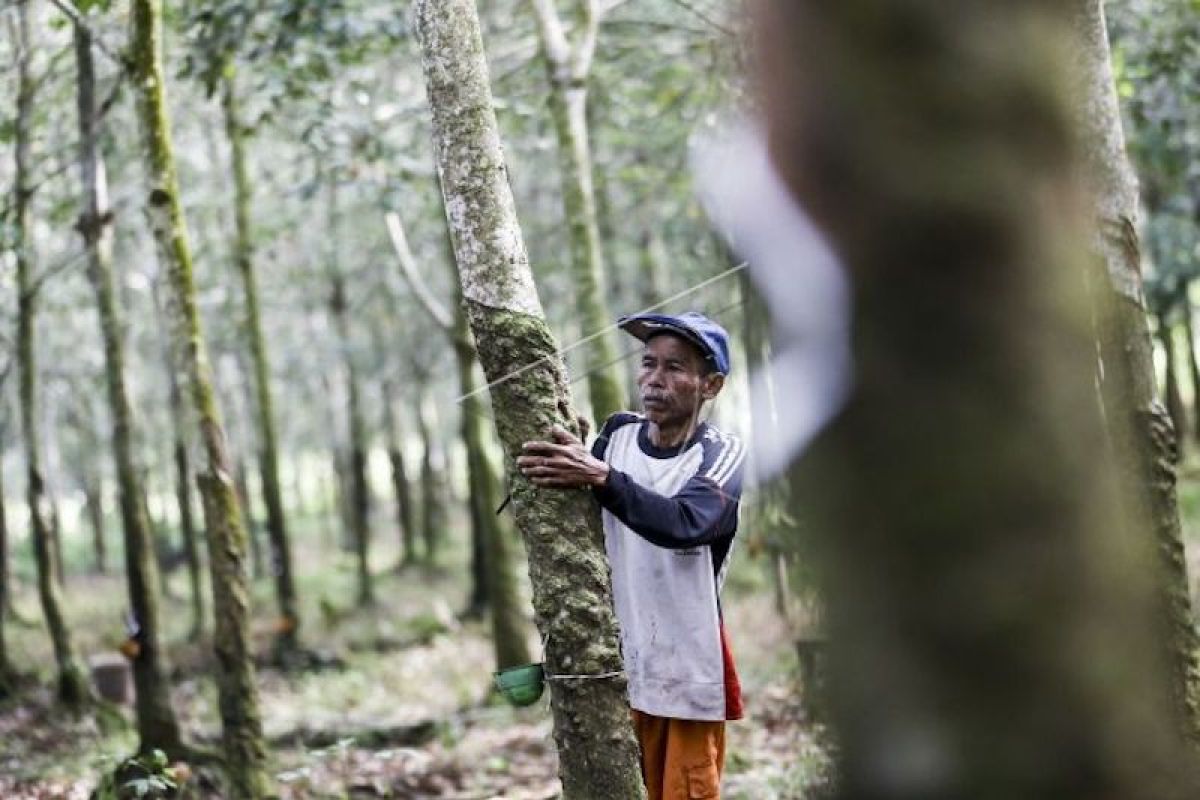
[701,373,726,400]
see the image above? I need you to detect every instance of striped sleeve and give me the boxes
[593,430,746,550]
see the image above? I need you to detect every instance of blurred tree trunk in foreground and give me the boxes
[528,0,626,423]
[415,0,646,796]
[129,0,269,795]
[75,17,186,754]
[1073,0,1200,741]
[222,72,300,652]
[754,0,1199,796]
[12,0,92,709]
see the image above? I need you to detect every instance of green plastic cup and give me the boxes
[494,662,545,707]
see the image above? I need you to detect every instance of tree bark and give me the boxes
[75,18,187,752]
[1182,298,1200,445]
[326,187,372,605]
[151,278,205,632]
[416,391,447,567]
[0,449,14,692]
[1157,314,1189,452]
[83,475,107,575]
[529,0,626,423]
[386,208,532,662]
[129,1,269,794]
[415,2,646,796]
[222,72,299,649]
[752,0,1200,795]
[381,380,419,567]
[1080,0,1200,726]
[12,0,91,709]
[456,334,533,669]
[166,358,205,638]
[235,454,265,581]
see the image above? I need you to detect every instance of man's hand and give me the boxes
[517,425,610,488]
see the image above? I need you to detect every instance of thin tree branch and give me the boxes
[665,0,733,37]
[528,0,571,67]
[21,249,88,303]
[383,211,454,332]
[47,0,126,67]
[575,0,601,77]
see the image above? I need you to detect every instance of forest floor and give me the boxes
[0,510,828,799]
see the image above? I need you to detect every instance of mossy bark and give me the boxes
[756,0,1200,795]
[75,18,186,753]
[13,0,91,709]
[1072,0,1200,741]
[129,1,269,794]
[532,0,625,423]
[416,1,646,795]
[222,73,299,648]
[454,306,532,669]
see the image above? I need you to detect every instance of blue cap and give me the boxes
[618,311,732,375]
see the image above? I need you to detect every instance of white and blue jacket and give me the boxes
[591,413,746,721]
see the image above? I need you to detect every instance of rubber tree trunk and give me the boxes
[48,488,66,588]
[0,454,13,692]
[415,2,646,795]
[151,277,204,629]
[381,380,418,567]
[1182,298,1200,445]
[416,392,447,567]
[221,73,299,648]
[129,1,269,794]
[753,0,1199,795]
[453,299,533,669]
[12,0,91,709]
[167,363,205,638]
[529,0,625,423]
[1074,0,1200,741]
[74,19,188,753]
[84,474,107,575]
[1157,313,1189,451]
[326,219,372,605]
[235,455,265,580]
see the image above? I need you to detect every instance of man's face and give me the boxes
[636,334,725,428]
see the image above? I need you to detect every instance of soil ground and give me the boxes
[0,506,827,799]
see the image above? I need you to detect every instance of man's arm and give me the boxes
[594,446,745,550]
[518,424,746,550]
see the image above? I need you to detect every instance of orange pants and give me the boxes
[631,709,726,800]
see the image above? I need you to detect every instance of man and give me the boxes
[518,311,745,800]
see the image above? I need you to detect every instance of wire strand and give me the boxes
[454,262,747,404]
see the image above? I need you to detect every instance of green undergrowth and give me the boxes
[4,495,811,797]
